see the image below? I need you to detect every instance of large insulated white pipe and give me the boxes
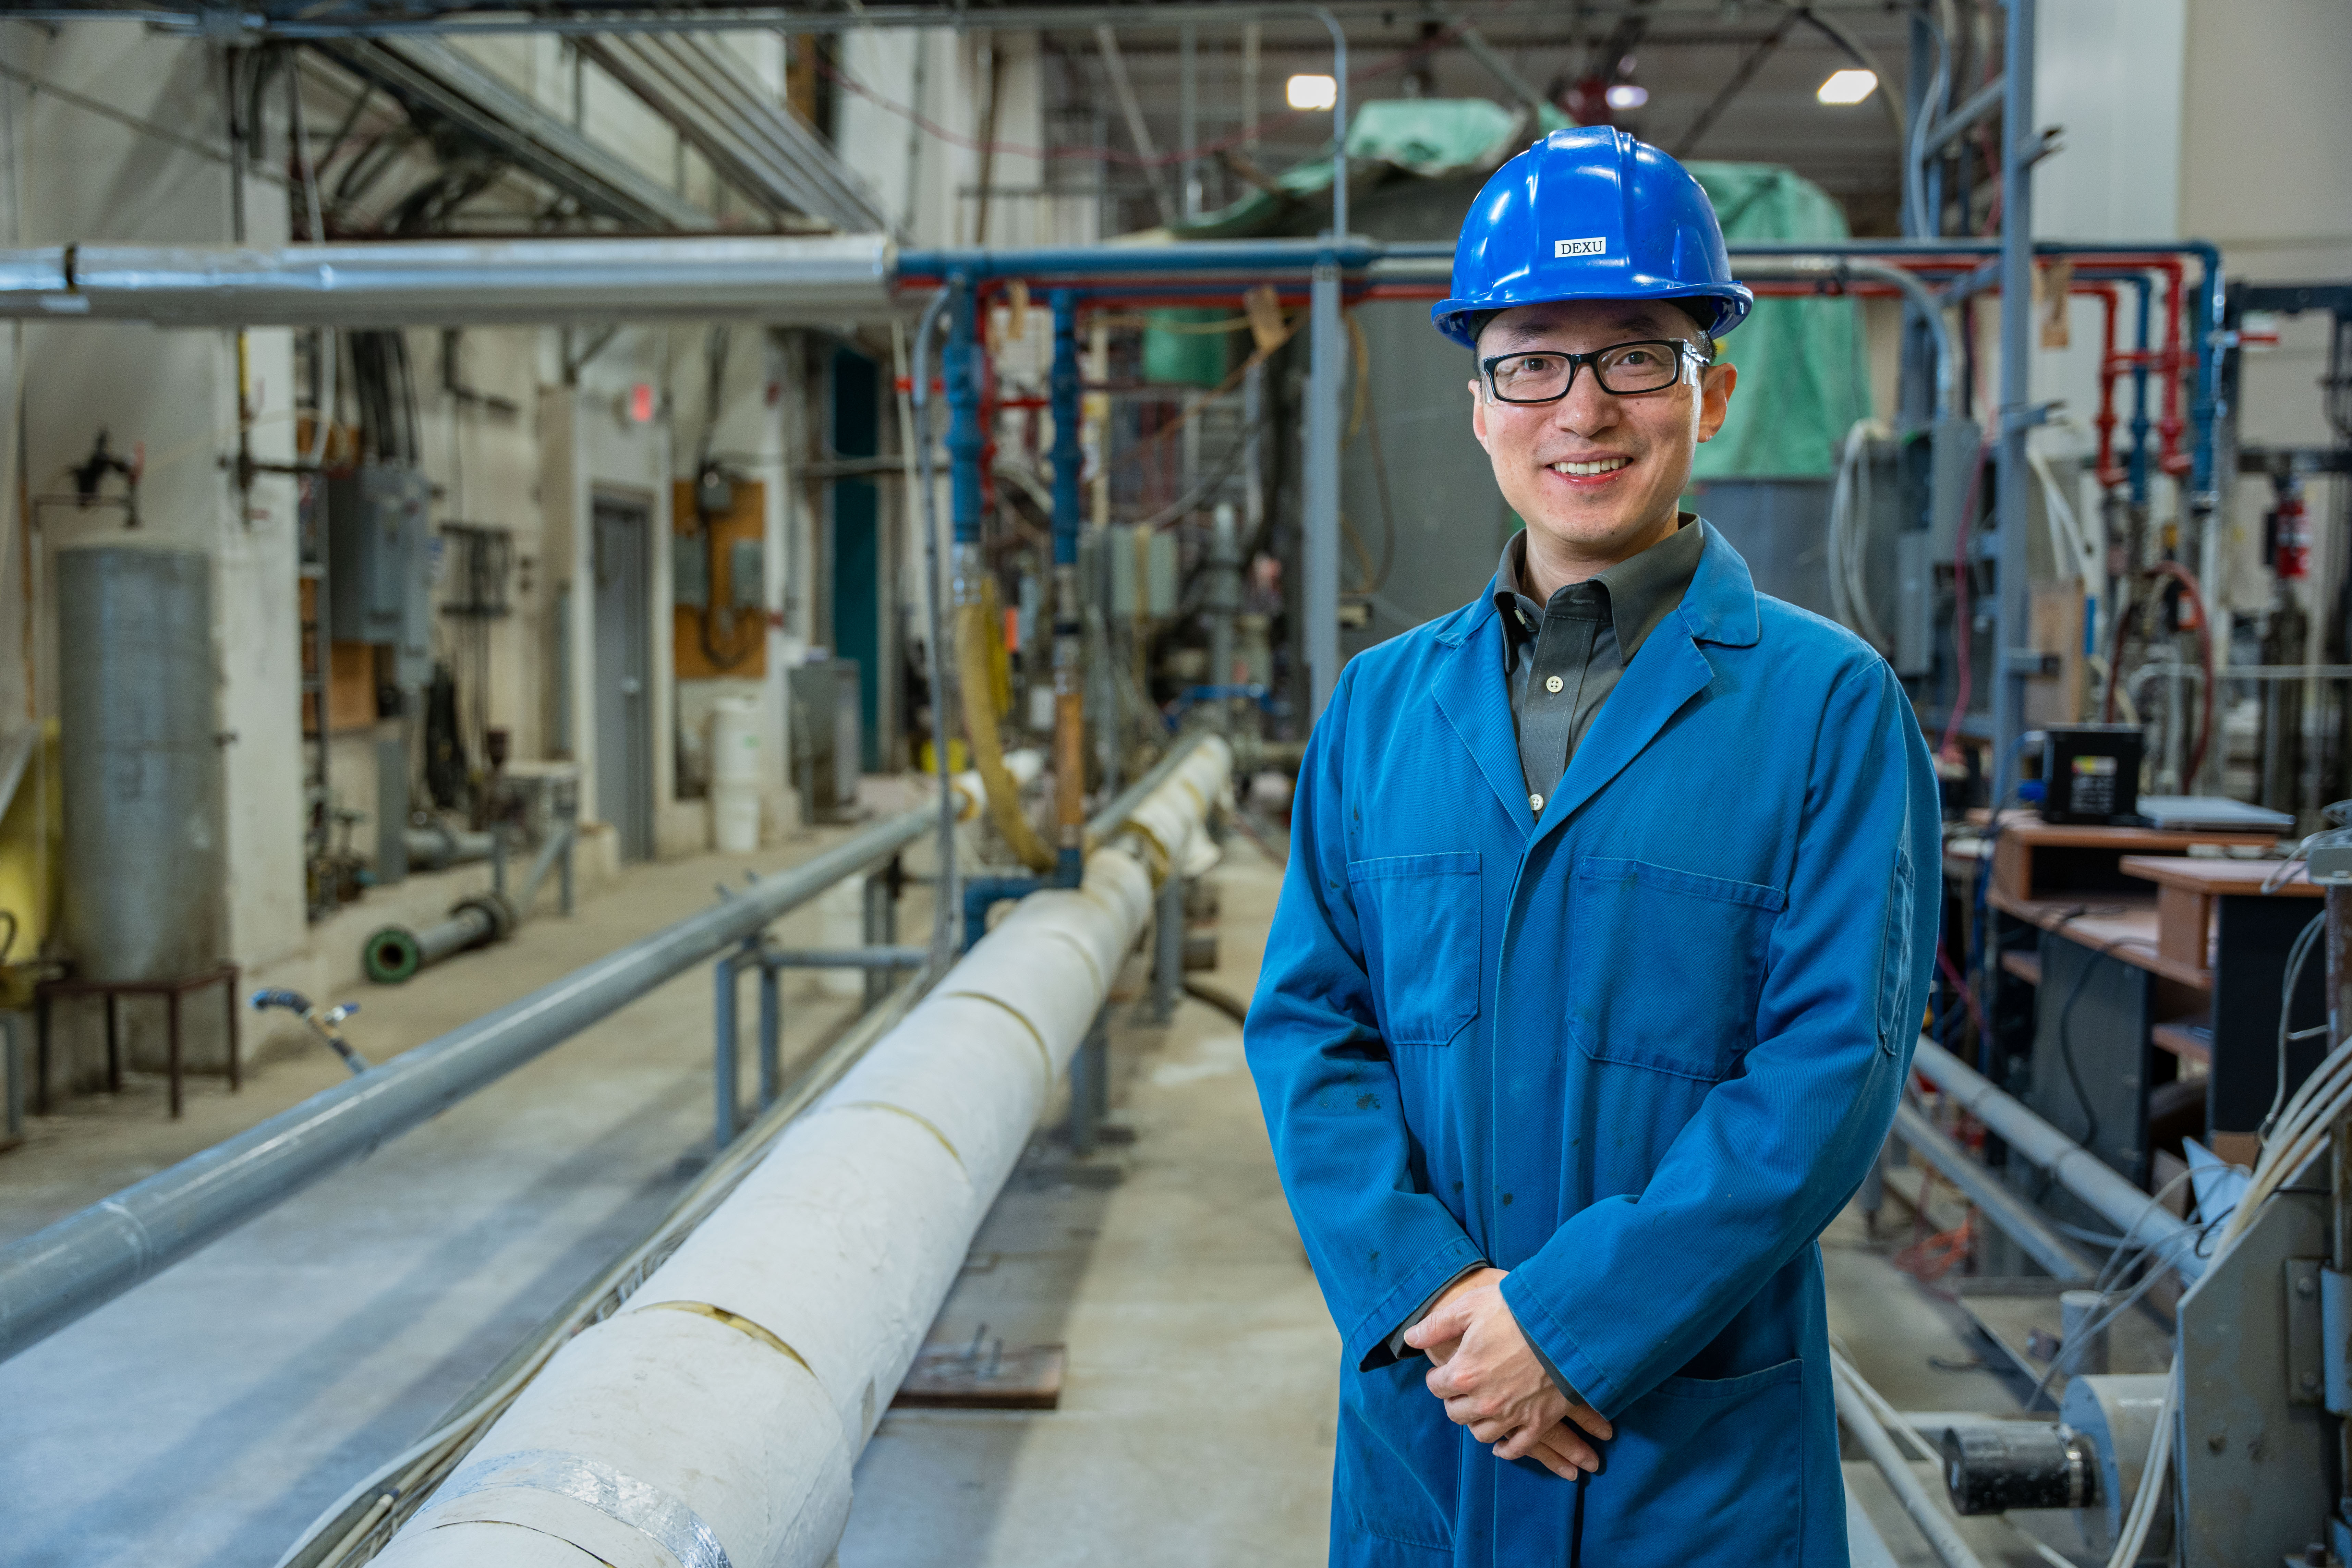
[947,746,1043,823]
[372,737,1232,1568]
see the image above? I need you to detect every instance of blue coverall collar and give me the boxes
[1436,517,1758,651]
[1430,520,1760,838]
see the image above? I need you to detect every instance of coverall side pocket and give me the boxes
[1346,851,1480,1047]
[1578,1358,1805,1568]
[1566,857,1785,1082]
[1874,838,1917,1055]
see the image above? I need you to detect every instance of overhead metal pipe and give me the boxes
[0,234,896,325]
[1735,256,1957,422]
[366,738,1234,1568]
[1911,1037,2205,1279]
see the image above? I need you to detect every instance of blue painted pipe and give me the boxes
[1050,289,1082,570]
[962,875,1042,951]
[945,278,983,548]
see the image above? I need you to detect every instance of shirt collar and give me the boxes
[1490,513,1706,660]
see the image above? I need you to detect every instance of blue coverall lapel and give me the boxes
[1526,521,1762,853]
[1428,599,1535,835]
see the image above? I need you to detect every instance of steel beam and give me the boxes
[1303,259,1343,721]
[1990,0,2036,772]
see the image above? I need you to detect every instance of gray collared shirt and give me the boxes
[1493,514,1706,811]
[1380,516,1706,1373]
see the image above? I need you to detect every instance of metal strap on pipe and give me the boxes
[1910,1037,2205,1279]
[1888,1101,2096,1281]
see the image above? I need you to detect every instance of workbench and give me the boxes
[1954,816,2300,1189]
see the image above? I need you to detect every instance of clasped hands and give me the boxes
[1401,1266,1612,1481]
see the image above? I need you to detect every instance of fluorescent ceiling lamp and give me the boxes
[1816,69,1879,105]
[1286,73,1338,111]
[1604,83,1649,110]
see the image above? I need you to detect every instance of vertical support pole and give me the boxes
[2327,878,2352,1533]
[757,951,781,1111]
[714,946,742,1149]
[1,1013,19,1147]
[1178,23,1199,222]
[1207,503,1239,733]
[862,870,889,1008]
[1050,290,1088,887]
[1150,873,1185,1024]
[491,827,509,905]
[376,735,408,886]
[559,826,576,916]
[1304,260,1345,722]
[1069,1006,1108,1157]
[1990,0,2036,770]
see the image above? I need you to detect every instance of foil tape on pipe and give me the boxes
[375,1308,852,1568]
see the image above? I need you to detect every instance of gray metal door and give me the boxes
[592,495,654,862]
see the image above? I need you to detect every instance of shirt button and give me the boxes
[1529,793,1544,812]
[1545,674,1564,694]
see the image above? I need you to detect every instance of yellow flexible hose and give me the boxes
[956,599,1056,873]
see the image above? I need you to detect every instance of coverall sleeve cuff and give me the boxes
[1348,1235,1489,1372]
[1382,1261,1492,1362]
[1498,1269,1621,1417]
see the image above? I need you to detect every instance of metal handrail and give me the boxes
[0,803,939,1363]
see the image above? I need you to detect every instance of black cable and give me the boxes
[2052,943,2104,1156]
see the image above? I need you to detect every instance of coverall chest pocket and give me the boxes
[1346,851,1481,1047]
[1566,857,1786,1082]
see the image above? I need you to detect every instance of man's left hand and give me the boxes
[1404,1270,1612,1467]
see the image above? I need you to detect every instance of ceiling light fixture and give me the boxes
[1604,83,1649,110]
[1286,74,1338,111]
[1816,69,1879,105]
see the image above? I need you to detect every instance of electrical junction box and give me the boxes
[325,461,433,688]
[672,534,710,610]
[728,538,765,610]
[2040,724,2144,824]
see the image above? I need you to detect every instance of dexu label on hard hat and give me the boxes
[1553,237,1608,258]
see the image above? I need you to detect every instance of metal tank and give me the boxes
[58,544,225,982]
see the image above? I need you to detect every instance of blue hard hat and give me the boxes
[1431,126,1753,350]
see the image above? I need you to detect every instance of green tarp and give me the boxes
[1684,162,1870,480]
[1165,105,1870,477]
[1172,98,1563,242]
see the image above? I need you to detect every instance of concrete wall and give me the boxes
[2180,0,2352,631]
[0,26,307,1078]
[0,20,995,1089]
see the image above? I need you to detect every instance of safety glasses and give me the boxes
[1478,339,1709,405]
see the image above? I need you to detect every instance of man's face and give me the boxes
[1468,299,1736,566]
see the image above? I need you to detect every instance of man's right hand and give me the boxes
[1407,1266,1609,1480]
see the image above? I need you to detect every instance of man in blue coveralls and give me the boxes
[1244,126,1940,1566]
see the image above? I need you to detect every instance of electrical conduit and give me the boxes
[367,736,1233,1568]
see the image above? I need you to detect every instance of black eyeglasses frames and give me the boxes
[1478,339,1711,405]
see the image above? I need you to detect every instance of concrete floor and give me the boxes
[0,805,2103,1568]
[0,806,914,1568]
